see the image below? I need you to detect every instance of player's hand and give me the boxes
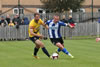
[38,34,44,39]
[68,23,74,28]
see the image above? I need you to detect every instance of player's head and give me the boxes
[34,13,40,22]
[53,14,60,23]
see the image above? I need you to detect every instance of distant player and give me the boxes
[29,13,51,59]
[96,38,100,42]
[96,17,100,42]
[46,14,74,58]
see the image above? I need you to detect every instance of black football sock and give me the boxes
[34,47,39,56]
[42,47,50,57]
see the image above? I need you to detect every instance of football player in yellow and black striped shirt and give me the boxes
[29,13,51,59]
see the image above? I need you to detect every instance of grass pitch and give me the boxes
[0,39,100,67]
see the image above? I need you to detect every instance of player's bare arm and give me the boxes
[29,26,43,39]
[42,22,49,29]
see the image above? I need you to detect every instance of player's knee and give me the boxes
[40,43,44,48]
[36,45,40,48]
[56,43,64,49]
[56,42,61,46]
[35,40,44,47]
[38,41,44,48]
[35,40,41,44]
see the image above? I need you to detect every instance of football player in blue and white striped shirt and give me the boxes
[46,14,74,58]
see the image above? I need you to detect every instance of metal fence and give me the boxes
[24,12,100,22]
[1,12,100,23]
[0,21,100,41]
[0,25,29,40]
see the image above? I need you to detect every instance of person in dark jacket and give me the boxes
[12,14,21,29]
[60,15,68,39]
[0,16,8,27]
[61,15,68,23]
[6,14,11,24]
[68,15,76,28]
[67,15,76,38]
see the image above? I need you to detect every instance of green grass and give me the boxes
[0,39,100,67]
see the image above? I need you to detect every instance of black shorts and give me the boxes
[29,36,39,43]
[50,38,64,45]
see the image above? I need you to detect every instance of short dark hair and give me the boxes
[34,13,40,17]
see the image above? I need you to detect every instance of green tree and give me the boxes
[40,0,85,12]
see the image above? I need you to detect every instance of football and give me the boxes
[52,53,59,60]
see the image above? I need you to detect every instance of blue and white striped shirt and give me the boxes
[46,20,67,38]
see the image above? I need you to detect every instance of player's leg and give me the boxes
[56,43,74,58]
[56,38,64,53]
[34,44,40,56]
[30,37,41,59]
[35,40,50,58]
[56,38,72,56]
[33,44,40,59]
[30,37,40,59]
[50,38,63,53]
[57,44,64,53]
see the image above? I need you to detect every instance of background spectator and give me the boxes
[12,15,19,25]
[61,15,68,39]
[68,15,76,25]
[0,16,8,27]
[67,15,76,39]
[23,17,29,25]
[61,15,68,23]
[12,14,21,29]
[6,14,11,24]
[12,14,21,25]
[20,19,24,25]
[8,20,14,27]
[98,17,100,23]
